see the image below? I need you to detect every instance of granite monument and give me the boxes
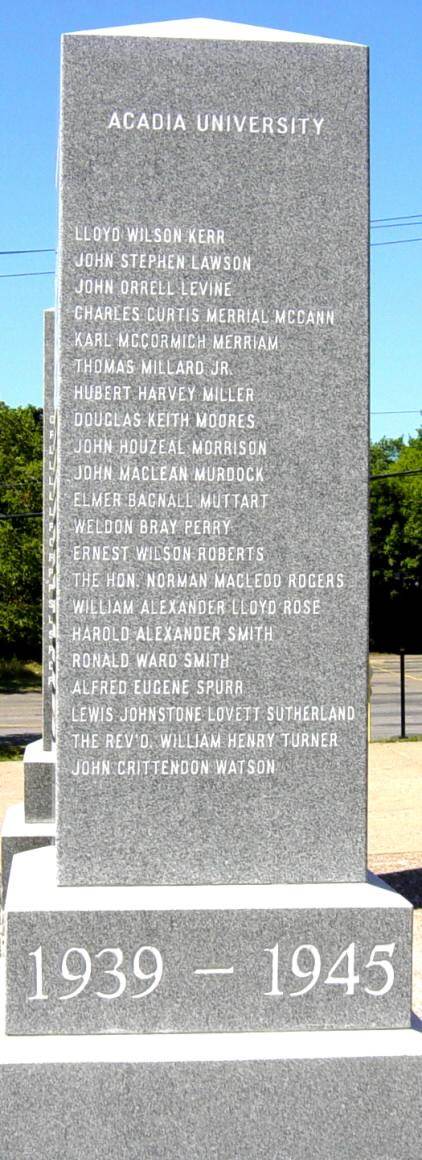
[1,20,421,1159]
[56,18,368,887]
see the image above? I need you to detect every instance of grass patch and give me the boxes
[370,735,422,744]
[0,741,25,761]
[0,659,41,694]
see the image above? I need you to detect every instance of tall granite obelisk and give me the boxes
[2,22,421,1160]
[56,19,368,887]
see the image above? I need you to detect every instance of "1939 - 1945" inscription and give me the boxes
[27,941,396,1003]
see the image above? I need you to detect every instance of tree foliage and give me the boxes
[0,403,43,659]
[370,428,422,650]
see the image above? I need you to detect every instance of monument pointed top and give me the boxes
[68,17,363,47]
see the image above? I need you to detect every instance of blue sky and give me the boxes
[1,0,421,442]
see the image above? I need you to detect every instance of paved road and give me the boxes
[0,656,420,745]
[0,691,42,746]
[370,654,422,741]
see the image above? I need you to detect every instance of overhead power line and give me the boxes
[370,469,422,480]
[371,222,422,230]
[2,468,422,519]
[0,513,43,520]
[0,215,421,255]
[1,224,422,277]
[1,240,421,279]
[371,237,422,247]
[1,216,422,247]
[371,214,422,223]
[1,236,421,279]
[0,248,56,255]
[0,270,55,279]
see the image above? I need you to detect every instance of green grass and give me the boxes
[370,735,422,744]
[0,659,42,694]
[0,741,25,761]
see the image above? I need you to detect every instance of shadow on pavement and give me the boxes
[0,733,41,757]
[380,869,422,908]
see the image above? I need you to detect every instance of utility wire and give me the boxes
[1,217,422,248]
[0,513,43,520]
[2,470,422,517]
[371,222,422,230]
[1,436,420,488]
[0,216,421,256]
[0,270,55,279]
[0,248,56,255]
[1,235,422,278]
[370,469,422,480]
[1,229,422,277]
[371,237,422,247]
[371,214,422,223]
[1,238,421,279]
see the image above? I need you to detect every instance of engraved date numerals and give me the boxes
[263,941,396,998]
[28,945,163,1003]
[27,940,396,1006]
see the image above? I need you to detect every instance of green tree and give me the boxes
[370,428,422,650]
[0,403,43,659]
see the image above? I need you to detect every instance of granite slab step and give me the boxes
[2,1022,422,1160]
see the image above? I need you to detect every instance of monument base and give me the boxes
[0,804,55,905]
[5,846,413,1035]
[23,738,55,822]
[1,1026,422,1159]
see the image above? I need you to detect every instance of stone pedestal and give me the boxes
[5,847,413,1035]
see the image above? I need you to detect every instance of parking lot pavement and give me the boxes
[0,691,42,747]
[370,654,422,740]
[0,761,24,828]
[368,740,422,874]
